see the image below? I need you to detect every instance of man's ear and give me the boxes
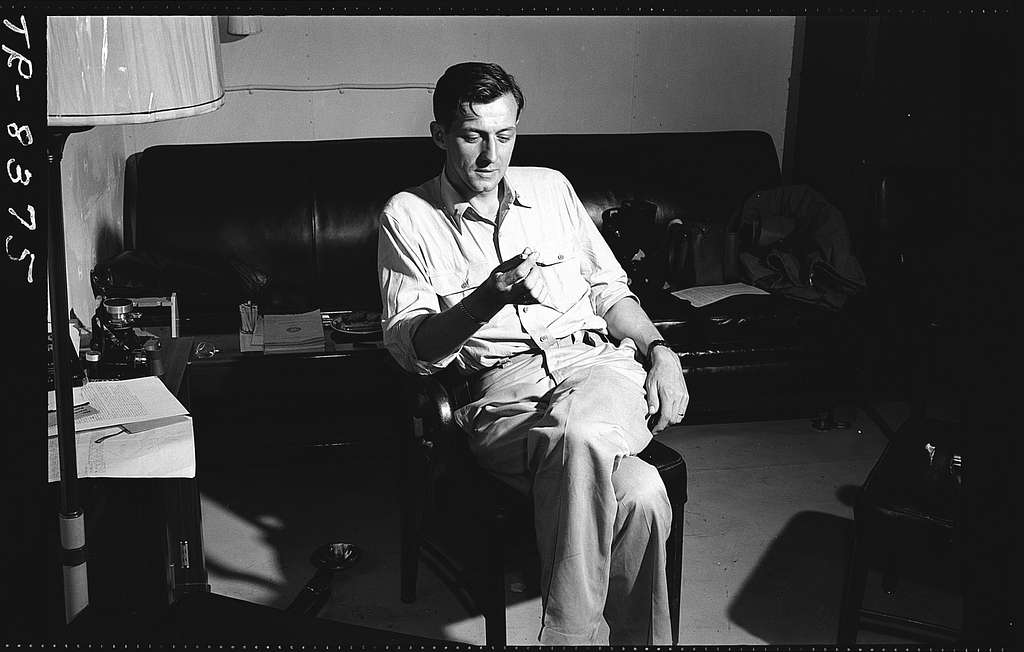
[429,121,447,150]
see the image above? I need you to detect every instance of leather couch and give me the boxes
[109,130,862,422]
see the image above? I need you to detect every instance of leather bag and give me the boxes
[664,218,739,289]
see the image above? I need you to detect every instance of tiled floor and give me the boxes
[196,401,962,645]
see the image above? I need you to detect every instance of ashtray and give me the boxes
[310,541,360,572]
[325,310,382,335]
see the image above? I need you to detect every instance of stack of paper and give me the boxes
[47,375,196,482]
[262,309,325,355]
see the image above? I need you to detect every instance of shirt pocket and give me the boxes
[535,246,589,313]
[430,264,491,308]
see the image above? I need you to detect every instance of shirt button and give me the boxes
[557,254,564,260]
[522,306,528,313]
[539,335,548,342]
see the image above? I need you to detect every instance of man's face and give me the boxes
[431,92,518,201]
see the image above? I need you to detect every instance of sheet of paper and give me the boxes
[46,385,88,412]
[670,282,769,308]
[48,415,196,482]
[47,375,188,437]
[263,309,324,345]
[46,402,98,428]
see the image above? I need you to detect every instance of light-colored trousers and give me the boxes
[453,331,672,645]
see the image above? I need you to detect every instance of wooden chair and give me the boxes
[397,365,687,646]
[837,169,967,644]
[838,285,965,645]
[836,420,964,644]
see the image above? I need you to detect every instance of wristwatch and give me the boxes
[646,339,673,361]
[456,299,488,326]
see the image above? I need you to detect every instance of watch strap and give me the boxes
[456,299,488,325]
[646,338,673,360]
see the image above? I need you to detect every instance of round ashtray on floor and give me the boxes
[311,541,360,572]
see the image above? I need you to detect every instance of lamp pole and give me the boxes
[46,14,224,624]
[46,125,92,623]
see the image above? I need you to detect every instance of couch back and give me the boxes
[123,131,781,326]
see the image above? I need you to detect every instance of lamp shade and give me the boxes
[47,16,224,126]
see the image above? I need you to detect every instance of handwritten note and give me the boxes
[46,376,190,438]
[47,415,196,482]
[2,13,37,286]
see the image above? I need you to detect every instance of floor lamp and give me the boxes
[46,16,224,623]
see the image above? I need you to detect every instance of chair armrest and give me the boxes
[409,373,455,432]
[396,366,466,465]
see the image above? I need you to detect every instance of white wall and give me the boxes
[56,126,126,324]
[124,16,795,163]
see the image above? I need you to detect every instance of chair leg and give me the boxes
[483,511,508,647]
[837,518,868,645]
[399,420,425,604]
[399,508,420,602]
[882,561,899,597]
[666,498,683,645]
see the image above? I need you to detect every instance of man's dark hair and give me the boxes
[432,62,525,129]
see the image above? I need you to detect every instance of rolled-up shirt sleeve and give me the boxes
[378,210,460,375]
[562,173,640,317]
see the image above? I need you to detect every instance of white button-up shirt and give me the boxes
[378,166,637,375]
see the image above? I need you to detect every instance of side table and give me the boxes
[182,331,400,466]
[49,334,209,629]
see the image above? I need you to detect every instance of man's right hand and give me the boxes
[482,247,552,307]
[417,247,551,364]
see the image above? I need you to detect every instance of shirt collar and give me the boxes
[506,169,533,210]
[438,167,532,226]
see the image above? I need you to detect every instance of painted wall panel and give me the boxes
[633,17,794,164]
[308,88,433,141]
[124,16,793,156]
[461,17,637,135]
[305,17,463,84]
[127,92,317,146]
[222,16,311,86]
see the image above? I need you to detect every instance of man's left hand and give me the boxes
[645,346,689,434]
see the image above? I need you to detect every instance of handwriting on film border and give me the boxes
[3,13,36,285]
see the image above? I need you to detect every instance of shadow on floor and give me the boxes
[195,444,539,644]
[726,510,852,644]
[727,508,963,646]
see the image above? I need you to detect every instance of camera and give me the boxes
[87,297,164,380]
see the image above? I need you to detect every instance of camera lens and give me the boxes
[144,339,164,377]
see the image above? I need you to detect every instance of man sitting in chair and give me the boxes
[377,61,688,646]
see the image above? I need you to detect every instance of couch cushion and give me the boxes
[125,131,781,323]
[126,142,321,324]
[511,131,782,231]
[308,137,440,312]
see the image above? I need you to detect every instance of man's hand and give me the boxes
[645,346,689,434]
[483,247,552,307]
